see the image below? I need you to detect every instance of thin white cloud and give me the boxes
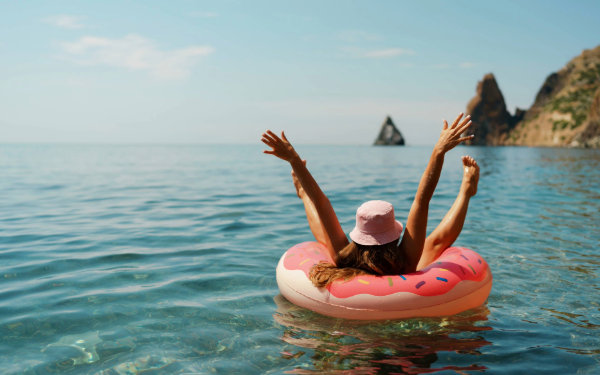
[365,48,416,58]
[337,31,382,42]
[340,47,416,59]
[44,15,86,29]
[459,62,476,68]
[190,12,218,18]
[57,34,214,80]
[431,63,450,69]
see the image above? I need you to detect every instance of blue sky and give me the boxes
[1,0,599,145]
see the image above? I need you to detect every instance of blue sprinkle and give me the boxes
[478,259,482,264]
[415,281,425,289]
[399,275,406,280]
[436,277,448,282]
[461,254,469,261]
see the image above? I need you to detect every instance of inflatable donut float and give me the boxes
[276,242,493,320]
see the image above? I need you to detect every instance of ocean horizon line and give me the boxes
[0,142,439,147]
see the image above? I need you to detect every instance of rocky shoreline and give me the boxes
[464,44,600,148]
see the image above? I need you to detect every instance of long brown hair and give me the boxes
[309,239,405,288]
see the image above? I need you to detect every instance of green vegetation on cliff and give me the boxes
[549,63,600,131]
[465,45,600,148]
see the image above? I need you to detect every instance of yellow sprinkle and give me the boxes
[299,258,310,266]
[358,279,369,285]
[439,269,449,271]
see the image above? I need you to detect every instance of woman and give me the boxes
[261,112,480,287]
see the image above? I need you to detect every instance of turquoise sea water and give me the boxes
[0,144,599,374]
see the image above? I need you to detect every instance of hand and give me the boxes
[261,130,300,163]
[435,113,474,153]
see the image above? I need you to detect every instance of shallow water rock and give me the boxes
[119,356,177,374]
[42,330,101,364]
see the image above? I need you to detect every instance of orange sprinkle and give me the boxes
[358,279,369,285]
[299,258,310,266]
[439,269,449,271]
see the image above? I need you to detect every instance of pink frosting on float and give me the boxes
[282,241,489,298]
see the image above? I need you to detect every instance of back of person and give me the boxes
[261,112,480,287]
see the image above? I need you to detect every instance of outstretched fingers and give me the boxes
[261,129,296,160]
[261,137,275,149]
[262,131,277,143]
[450,112,464,129]
[457,115,471,130]
[261,139,276,154]
[261,131,278,154]
[443,119,449,130]
[456,119,473,135]
[457,135,475,143]
[266,130,283,143]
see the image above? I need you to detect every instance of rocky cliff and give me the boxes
[572,87,600,148]
[374,116,405,145]
[463,74,524,146]
[464,44,600,148]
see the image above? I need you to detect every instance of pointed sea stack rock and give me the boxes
[374,116,405,145]
[463,73,521,146]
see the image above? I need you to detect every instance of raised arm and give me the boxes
[261,130,349,261]
[399,113,473,272]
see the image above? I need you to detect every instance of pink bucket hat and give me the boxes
[349,200,403,246]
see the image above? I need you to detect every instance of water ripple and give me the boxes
[0,145,599,374]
